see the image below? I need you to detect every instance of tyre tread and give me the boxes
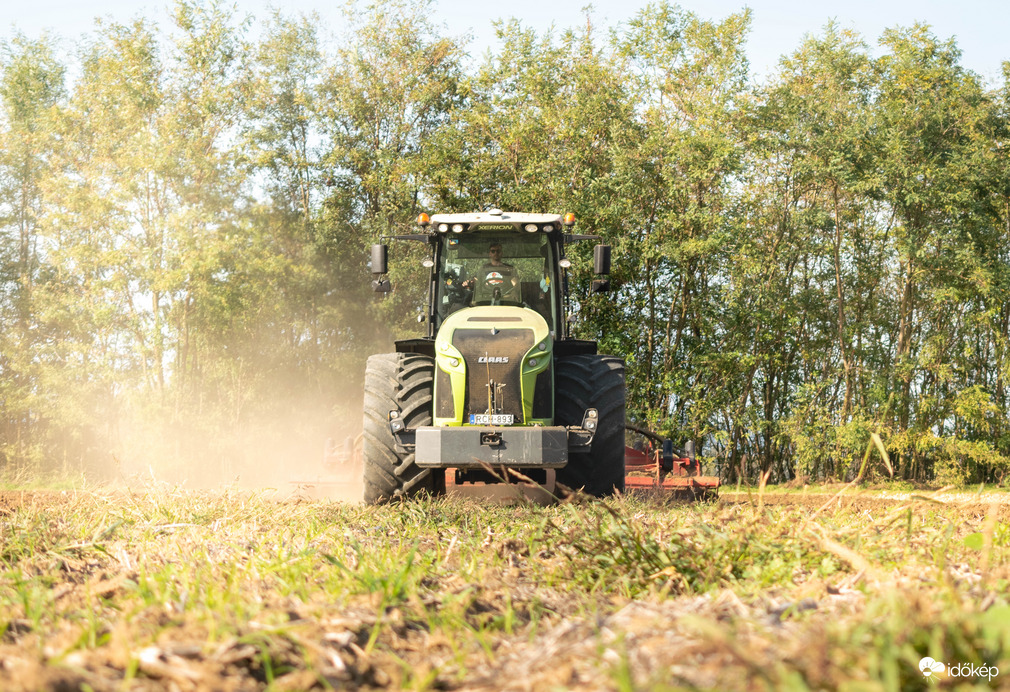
[555,354,626,497]
[362,353,435,504]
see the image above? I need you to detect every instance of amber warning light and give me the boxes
[564,213,575,226]
[417,213,430,226]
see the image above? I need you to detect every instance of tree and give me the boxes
[317,0,464,344]
[0,34,65,468]
[874,25,1005,480]
[607,2,750,455]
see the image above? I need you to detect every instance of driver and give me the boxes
[464,242,520,303]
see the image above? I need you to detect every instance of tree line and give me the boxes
[1,0,1007,485]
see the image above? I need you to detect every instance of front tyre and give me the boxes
[555,355,626,497]
[362,353,435,504]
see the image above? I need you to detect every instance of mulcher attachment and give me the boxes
[623,427,720,500]
[290,433,364,500]
[295,426,720,503]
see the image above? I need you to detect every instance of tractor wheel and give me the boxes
[555,355,626,497]
[362,353,436,504]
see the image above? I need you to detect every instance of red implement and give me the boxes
[624,429,720,500]
[290,434,364,500]
[443,467,557,505]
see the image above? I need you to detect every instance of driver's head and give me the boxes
[488,242,503,259]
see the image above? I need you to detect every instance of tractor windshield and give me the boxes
[435,232,557,331]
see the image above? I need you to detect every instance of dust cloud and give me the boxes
[100,388,366,503]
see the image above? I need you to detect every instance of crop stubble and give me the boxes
[0,487,1008,691]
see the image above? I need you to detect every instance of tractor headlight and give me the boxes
[524,338,552,372]
[524,223,538,233]
[438,223,449,233]
[437,343,466,374]
[451,224,464,233]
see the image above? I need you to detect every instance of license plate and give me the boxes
[469,413,514,425]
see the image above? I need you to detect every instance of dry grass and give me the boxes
[1,485,1008,690]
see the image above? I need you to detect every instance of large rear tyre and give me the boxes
[555,355,626,497]
[362,353,436,504]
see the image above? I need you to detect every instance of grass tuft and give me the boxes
[1,487,1009,689]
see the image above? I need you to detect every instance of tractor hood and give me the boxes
[432,306,553,427]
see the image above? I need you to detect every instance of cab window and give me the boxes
[435,233,556,330]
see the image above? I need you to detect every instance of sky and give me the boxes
[6,0,1009,84]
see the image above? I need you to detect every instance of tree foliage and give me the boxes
[0,1,1008,486]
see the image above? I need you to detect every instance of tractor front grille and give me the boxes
[452,328,535,423]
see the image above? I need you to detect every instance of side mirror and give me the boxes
[370,244,388,276]
[593,244,611,275]
[371,244,390,293]
[592,244,611,293]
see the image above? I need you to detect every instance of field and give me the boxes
[1,485,1008,691]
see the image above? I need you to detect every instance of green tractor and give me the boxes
[363,210,624,504]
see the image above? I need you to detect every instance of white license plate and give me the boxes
[469,413,514,425]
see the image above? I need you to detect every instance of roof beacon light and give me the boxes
[564,212,575,227]
[524,223,538,233]
[417,213,430,226]
[451,224,465,233]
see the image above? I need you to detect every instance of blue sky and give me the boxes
[7,0,1008,84]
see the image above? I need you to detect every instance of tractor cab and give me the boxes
[422,210,573,335]
[433,230,559,331]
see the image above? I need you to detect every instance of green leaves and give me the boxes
[0,4,1008,485]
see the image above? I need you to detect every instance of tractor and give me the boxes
[361,210,719,504]
[363,210,625,503]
